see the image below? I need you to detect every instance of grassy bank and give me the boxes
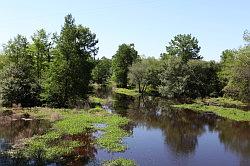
[195,97,247,108]
[7,107,130,161]
[174,103,250,121]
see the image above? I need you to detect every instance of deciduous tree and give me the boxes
[92,57,112,84]
[112,44,138,88]
[0,35,40,107]
[162,34,202,62]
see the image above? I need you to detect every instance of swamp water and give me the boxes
[0,117,51,165]
[0,91,250,166]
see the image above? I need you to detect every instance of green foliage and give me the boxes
[103,158,137,166]
[162,34,202,62]
[0,64,40,107]
[114,88,140,97]
[41,14,98,107]
[218,49,237,86]
[112,44,139,88]
[3,35,32,65]
[222,46,250,102]
[173,103,250,121]
[128,57,161,93]
[40,56,68,107]
[92,57,112,84]
[243,29,250,44]
[128,59,147,93]
[29,29,52,80]
[186,60,222,98]
[218,32,250,102]
[158,56,189,98]
[0,54,9,71]
[158,56,222,99]
[0,35,40,107]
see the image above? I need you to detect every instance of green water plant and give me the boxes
[103,158,137,166]
[9,107,130,161]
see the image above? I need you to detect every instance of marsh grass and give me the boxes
[89,96,109,105]
[114,88,140,97]
[8,107,130,161]
[174,103,250,121]
[195,97,247,108]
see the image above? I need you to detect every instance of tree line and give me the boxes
[0,14,249,108]
[96,32,250,103]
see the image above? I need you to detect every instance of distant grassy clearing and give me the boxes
[114,88,140,97]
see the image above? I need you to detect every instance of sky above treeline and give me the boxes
[0,0,249,61]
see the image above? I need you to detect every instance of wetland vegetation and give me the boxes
[0,13,249,166]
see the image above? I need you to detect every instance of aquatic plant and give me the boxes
[103,158,137,166]
[9,107,130,161]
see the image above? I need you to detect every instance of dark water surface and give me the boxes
[0,117,51,165]
[91,90,250,166]
[0,90,250,166]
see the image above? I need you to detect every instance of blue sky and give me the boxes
[0,0,249,61]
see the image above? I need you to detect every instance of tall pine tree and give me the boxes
[41,14,98,107]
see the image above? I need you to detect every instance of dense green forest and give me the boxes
[0,14,249,108]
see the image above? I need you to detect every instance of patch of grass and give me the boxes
[22,107,80,120]
[9,107,130,160]
[103,158,137,166]
[97,118,130,152]
[114,88,140,97]
[195,97,247,108]
[87,106,109,115]
[173,103,250,121]
[89,96,109,105]
[23,138,81,160]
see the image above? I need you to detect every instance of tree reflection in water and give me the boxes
[111,93,250,161]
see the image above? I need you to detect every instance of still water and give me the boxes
[0,90,250,166]
[0,117,51,165]
[91,90,250,166]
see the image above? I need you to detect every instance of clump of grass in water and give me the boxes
[114,88,140,97]
[87,106,109,115]
[89,96,109,105]
[103,158,137,166]
[173,103,250,121]
[9,107,130,161]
